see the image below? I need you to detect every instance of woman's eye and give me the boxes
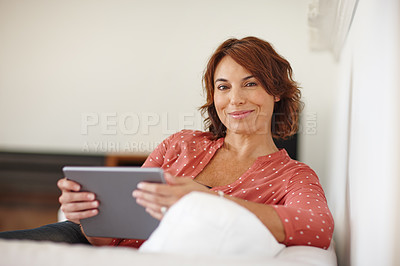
[217,85,229,90]
[245,82,257,87]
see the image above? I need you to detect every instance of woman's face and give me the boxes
[213,56,277,136]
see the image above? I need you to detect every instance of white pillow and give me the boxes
[139,191,285,257]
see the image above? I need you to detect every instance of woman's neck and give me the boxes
[222,132,279,160]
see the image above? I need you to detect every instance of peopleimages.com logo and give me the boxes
[302,112,317,135]
[81,112,203,136]
[80,111,318,152]
[81,112,318,136]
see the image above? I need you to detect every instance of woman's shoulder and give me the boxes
[285,158,319,182]
[261,149,318,177]
[167,129,214,142]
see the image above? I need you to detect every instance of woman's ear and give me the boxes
[274,96,280,102]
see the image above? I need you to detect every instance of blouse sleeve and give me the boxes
[141,132,180,168]
[273,170,334,249]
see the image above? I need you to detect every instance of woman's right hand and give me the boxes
[57,178,99,225]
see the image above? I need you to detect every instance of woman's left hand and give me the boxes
[132,172,210,220]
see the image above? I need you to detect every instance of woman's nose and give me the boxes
[229,87,245,105]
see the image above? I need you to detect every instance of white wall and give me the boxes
[348,1,400,265]
[0,1,338,180]
[326,0,400,265]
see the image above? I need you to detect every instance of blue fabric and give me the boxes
[0,221,90,244]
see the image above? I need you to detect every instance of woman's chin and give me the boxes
[226,127,268,136]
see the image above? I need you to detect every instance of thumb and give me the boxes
[164,172,186,185]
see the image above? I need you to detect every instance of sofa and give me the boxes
[0,192,337,266]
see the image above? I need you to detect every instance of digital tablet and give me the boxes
[62,166,165,239]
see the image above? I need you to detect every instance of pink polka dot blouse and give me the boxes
[112,129,334,249]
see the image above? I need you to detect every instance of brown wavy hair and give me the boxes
[200,36,303,140]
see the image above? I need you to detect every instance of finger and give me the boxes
[64,209,99,222]
[163,172,174,185]
[137,182,171,196]
[133,189,172,206]
[57,178,81,191]
[144,206,163,221]
[59,191,96,204]
[61,200,99,213]
[135,197,159,211]
[57,178,81,192]
[135,196,169,214]
[164,173,188,185]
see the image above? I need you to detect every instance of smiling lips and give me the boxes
[228,110,254,119]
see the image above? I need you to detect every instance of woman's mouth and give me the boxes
[228,110,254,119]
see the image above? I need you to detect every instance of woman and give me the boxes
[58,36,334,250]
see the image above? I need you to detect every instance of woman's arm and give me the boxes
[271,171,334,248]
[134,172,334,248]
[218,194,285,242]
